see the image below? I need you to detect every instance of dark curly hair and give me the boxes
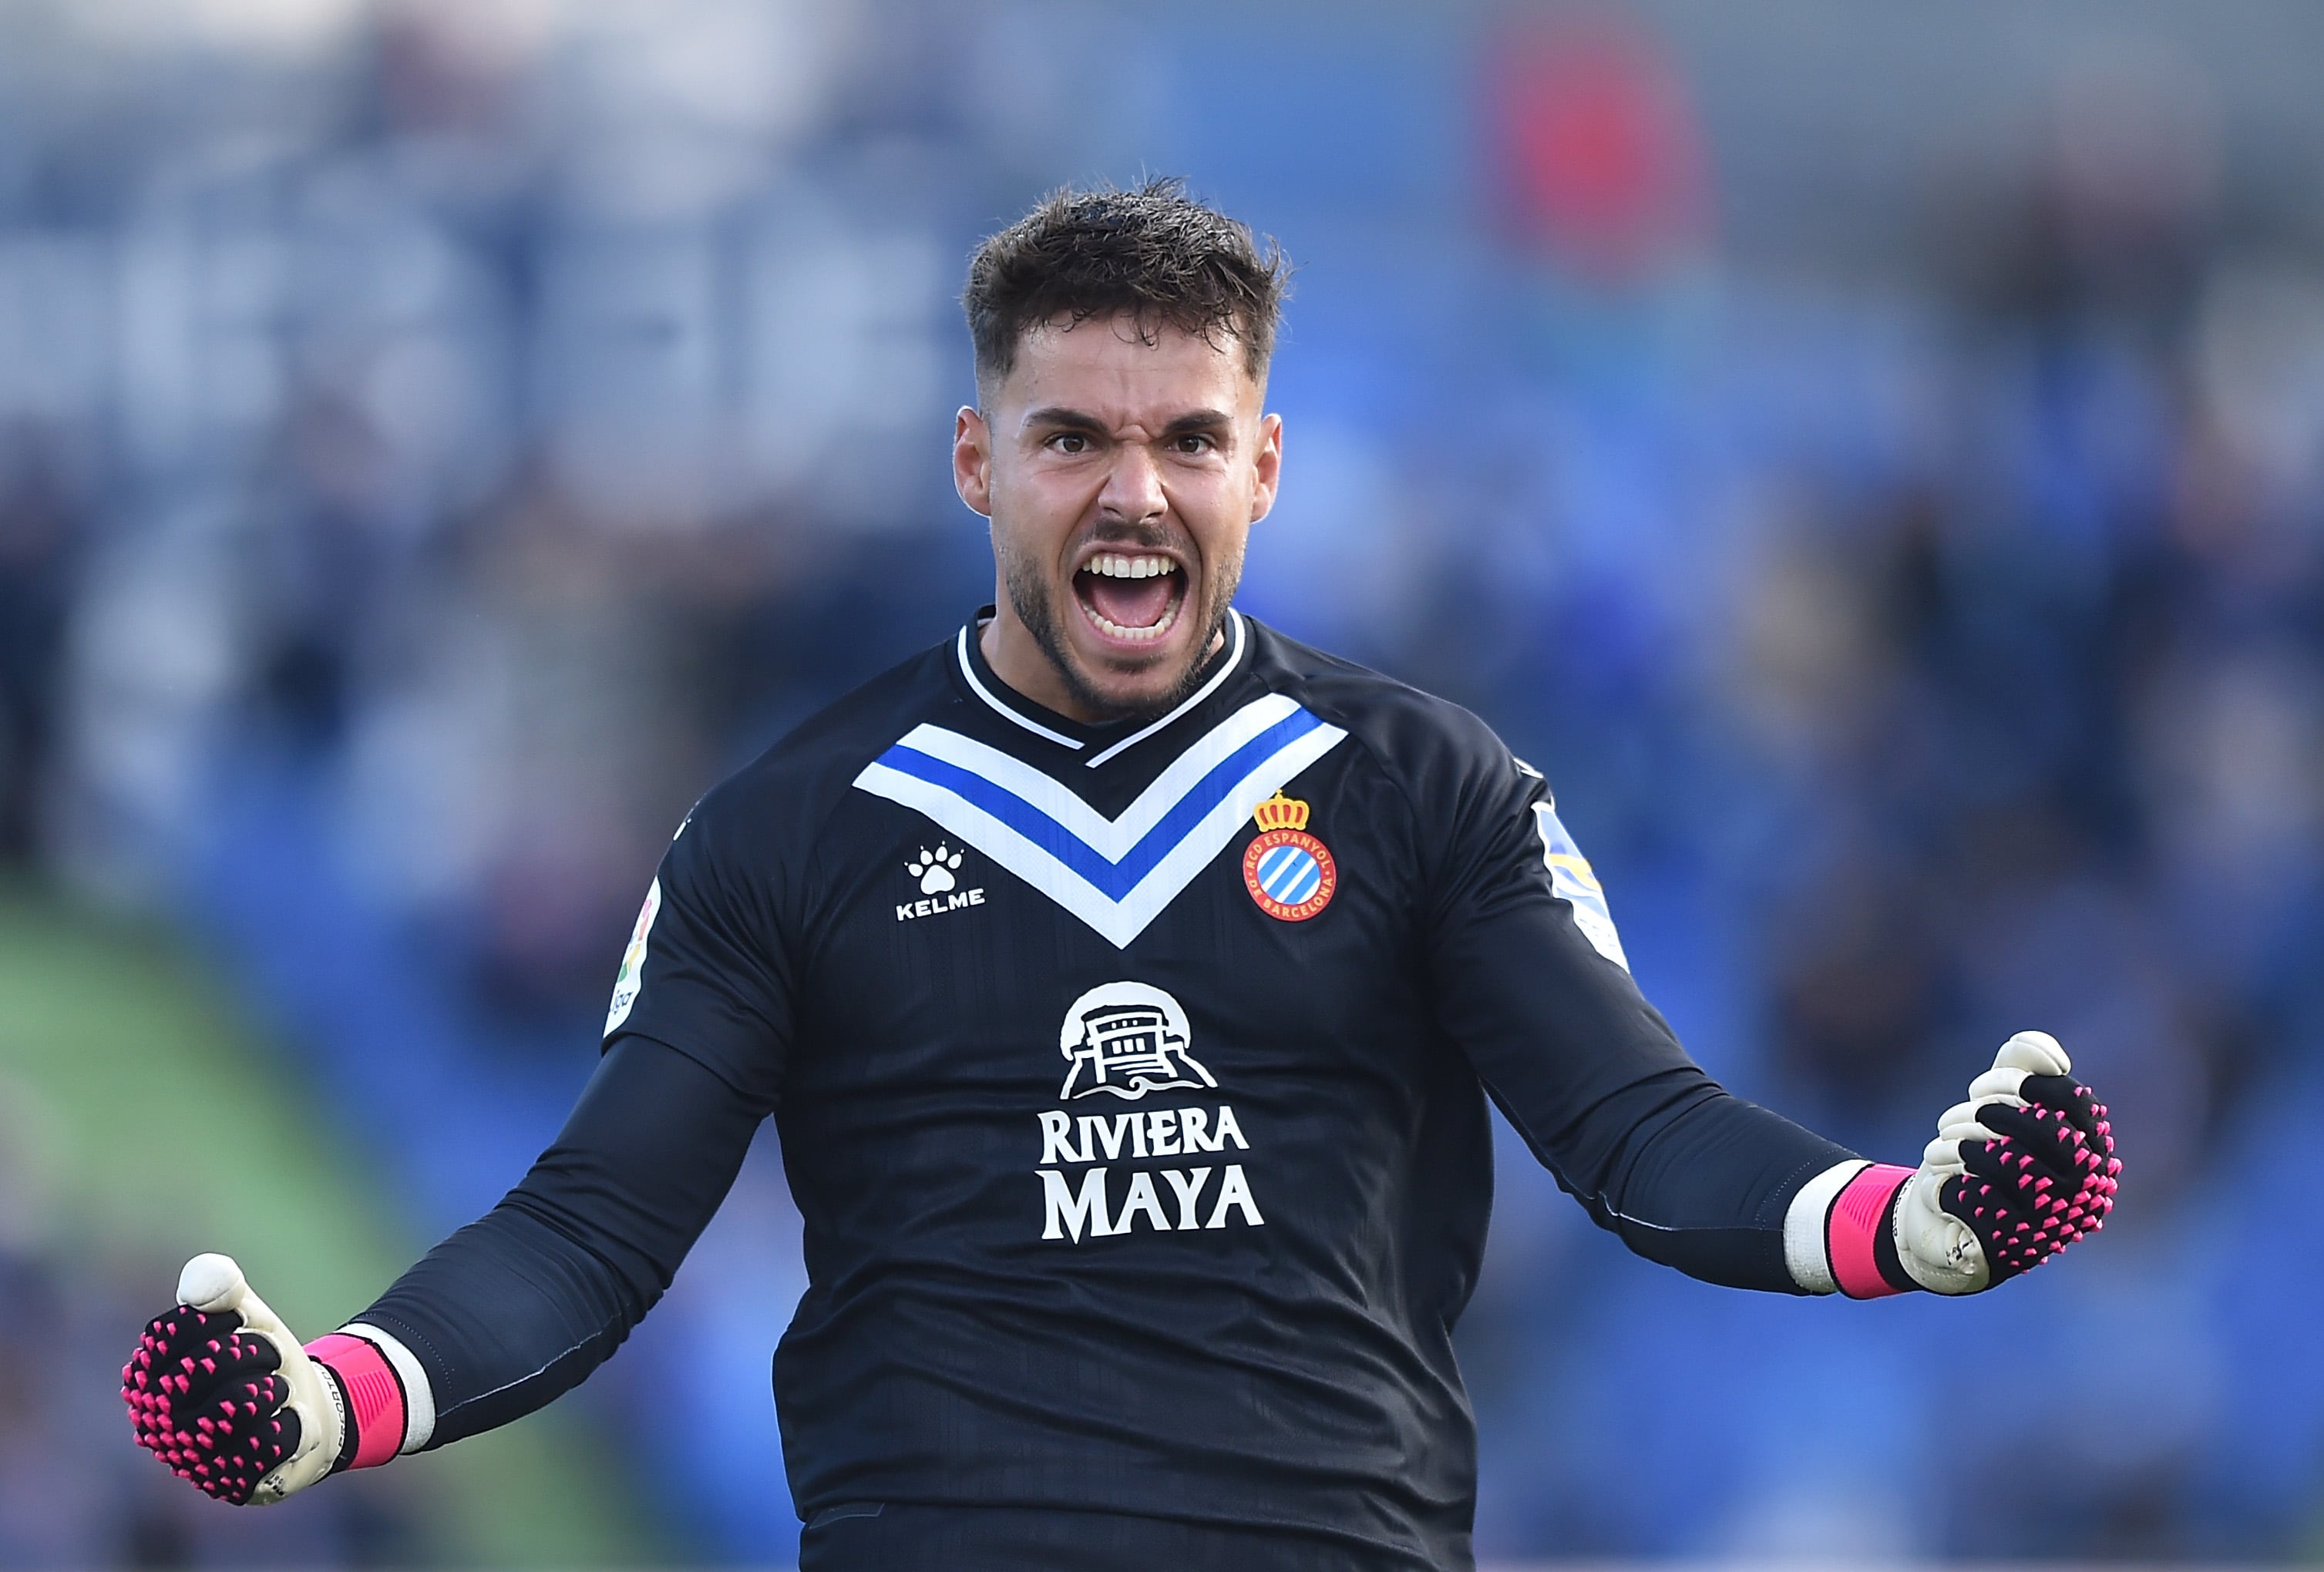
[964,177,1290,395]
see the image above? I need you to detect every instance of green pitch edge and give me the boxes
[0,880,658,1567]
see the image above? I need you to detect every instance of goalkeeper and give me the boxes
[123,182,2118,1570]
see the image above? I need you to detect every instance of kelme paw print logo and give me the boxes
[907,845,964,895]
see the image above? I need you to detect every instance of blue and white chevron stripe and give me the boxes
[853,694,1349,948]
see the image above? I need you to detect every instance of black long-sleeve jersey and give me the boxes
[357,610,1855,1570]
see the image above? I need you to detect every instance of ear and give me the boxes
[954,405,994,519]
[1249,411,1283,524]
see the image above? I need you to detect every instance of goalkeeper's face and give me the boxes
[954,314,1282,722]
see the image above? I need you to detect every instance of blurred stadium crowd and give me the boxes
[5,0,2324,1564]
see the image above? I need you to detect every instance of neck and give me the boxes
[980,605,1225,724]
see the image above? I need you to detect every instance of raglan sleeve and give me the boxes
[600,781,796,1109]
[1417,712,1855,1292]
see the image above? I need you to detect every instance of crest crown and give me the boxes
[1253,791,1310,832]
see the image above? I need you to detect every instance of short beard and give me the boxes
[999,538,1242,724]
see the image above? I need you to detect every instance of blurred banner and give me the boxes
[5,0,2324,1564]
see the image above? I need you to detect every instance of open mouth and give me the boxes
[1073,552,1186,647]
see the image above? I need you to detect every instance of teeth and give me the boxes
[1084,553,1177,579]
[1083,597,1182,643]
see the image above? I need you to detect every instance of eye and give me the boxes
[1047,432,1091,455]
[1172,433,1216,455]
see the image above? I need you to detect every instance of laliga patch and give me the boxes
[1242,792,1337,922]
[1530,802,1629,971]
[603,877,661,1036]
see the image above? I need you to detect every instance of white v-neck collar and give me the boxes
[953,610,1250,768]
[954,626,1085,751]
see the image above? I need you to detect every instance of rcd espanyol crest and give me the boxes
[1058,982,1218,1100]
[1242,791,1337,922]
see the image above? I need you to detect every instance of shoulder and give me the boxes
[1246,617,1531,801]
[683,640,954,858]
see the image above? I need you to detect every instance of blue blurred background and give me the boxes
[3,0,2322,1564]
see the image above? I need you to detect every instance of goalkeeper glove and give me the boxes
[1789,1030,2119,1297]
[121,1255,431,1503]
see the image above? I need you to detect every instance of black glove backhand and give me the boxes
[1940,1073,2118,1283]
[123,1305,304,1504]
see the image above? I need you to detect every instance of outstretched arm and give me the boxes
[129,781,799,1503]
[123,1036,767,1503]
[1426,737,2114,1295]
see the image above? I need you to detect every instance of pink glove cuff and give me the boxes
[305,1333,405,1470]
[1828,1163,1915,1298]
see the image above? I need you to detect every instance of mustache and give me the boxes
[1076,519,1190,556]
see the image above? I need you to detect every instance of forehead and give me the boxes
[994,313,1260,422]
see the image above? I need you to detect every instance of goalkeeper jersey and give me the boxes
[362,609,1854,1570]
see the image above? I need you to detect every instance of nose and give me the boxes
[1095,440,1166,526]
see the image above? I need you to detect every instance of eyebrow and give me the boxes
[1021,405,1107,435]
[1020,406,1236,439]
[1159,409,1235,439]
